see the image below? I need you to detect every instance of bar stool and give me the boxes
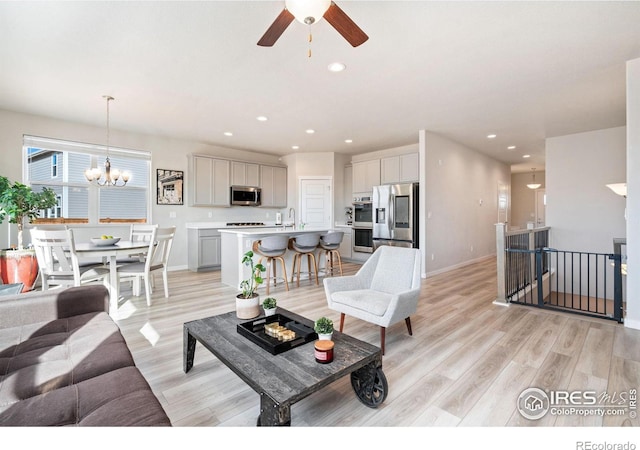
[252,235,290,295]
[288,233,321,287]
[319,231,344,277]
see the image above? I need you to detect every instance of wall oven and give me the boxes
[353,227,373,253]
[352,197,372,228]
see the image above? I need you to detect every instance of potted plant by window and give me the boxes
[314,317,334,340]
[262,297,277,316]
[236,250,266,319]
[0,176,58,292]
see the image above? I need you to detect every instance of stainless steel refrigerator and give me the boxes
[372,182,419,250]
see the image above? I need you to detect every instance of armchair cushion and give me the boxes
[331,289,392,317]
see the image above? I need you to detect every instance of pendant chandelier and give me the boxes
[527,168,541,190]
[84,95,130,186]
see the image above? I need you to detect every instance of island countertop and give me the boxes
[218,227,335,236]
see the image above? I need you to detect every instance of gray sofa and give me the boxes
[0,285,171,426]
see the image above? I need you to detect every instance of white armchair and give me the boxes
[323,246,421,355]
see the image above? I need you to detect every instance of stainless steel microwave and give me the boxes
[230,185,261,206]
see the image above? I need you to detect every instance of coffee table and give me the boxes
[183,308,387,426]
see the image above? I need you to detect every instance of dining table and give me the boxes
[74,240,151,314]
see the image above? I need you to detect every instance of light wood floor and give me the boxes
[113,257,640,428]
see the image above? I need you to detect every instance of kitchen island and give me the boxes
[220,227,334,289]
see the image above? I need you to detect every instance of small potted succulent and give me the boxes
[314,316,334,340]
[236,250,266,319]
[262,297,277,316]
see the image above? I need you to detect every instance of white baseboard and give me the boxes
[425,254,495,278]
[624,318,640,330]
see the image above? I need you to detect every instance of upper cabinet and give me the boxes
[231,161,260,187]
[189,155,230,207]
[260,165,287,208]
[381,153,419,184]
[189,154,286,208]
[352,159,380,195]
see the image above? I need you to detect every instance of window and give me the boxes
[51,152,59,178]
[24,135,151,224]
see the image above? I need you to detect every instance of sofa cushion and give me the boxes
[0,311,135,406]
[0,366,171,426]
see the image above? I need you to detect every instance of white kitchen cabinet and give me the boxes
[352,159,380,195]
[190,155,230,206]
[231,161,260,187]
[337,226,352,260]
[187,228,221,271]
[260,165,287,208]
[381,153,419,184]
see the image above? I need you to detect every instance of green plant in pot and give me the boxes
[262,297,277,316]
[314,316,334,340]
[236,250,266,319]
[0,175,58,291]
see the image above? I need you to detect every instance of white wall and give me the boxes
[626,57,640,330]
[0,109,285,269]
[545,127,626,309]
[546,127,626,253]
[422,131,511,276]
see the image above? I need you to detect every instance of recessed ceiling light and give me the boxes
[345,139,353,144]
[223,132,233,137]
[328,62,346,72]
[256,116,268,122]
[507,145,516,150]
[306,129,315,134]
[487,134,497,139]
[523,154,531,158]
[292,145,299,150]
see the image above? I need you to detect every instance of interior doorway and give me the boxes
[299,177,332,229]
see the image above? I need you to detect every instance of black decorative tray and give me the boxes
[237,313,317,355]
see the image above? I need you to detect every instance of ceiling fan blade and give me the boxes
[323,1,369,47]
[257,8,295,47]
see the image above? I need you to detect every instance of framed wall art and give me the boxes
[157,169,184,205]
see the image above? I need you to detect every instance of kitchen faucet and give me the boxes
[288,207,295,228]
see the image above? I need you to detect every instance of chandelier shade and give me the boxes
[526,168,541,190]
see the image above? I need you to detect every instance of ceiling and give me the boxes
[2,1,640,173]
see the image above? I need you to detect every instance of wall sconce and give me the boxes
[606,183,627,198]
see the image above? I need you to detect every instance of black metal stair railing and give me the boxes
[505,247,623,323]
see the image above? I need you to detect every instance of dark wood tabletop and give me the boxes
[183,307,385,425]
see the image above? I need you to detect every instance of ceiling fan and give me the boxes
[258,0,369,48]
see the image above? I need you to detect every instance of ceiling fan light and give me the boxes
[286,0,331,24]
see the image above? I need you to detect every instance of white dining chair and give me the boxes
[30,228,110,290]
[117,226,176,306]
[116,223,158,264]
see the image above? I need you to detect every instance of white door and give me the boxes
[299,178,332,229]
[535,189,546,227]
